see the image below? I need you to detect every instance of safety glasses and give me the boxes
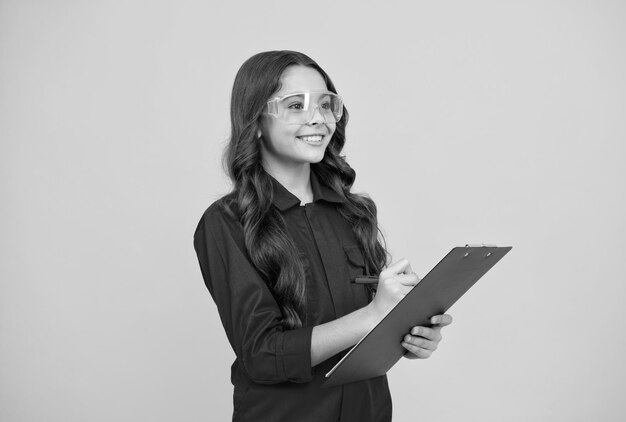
[266,90,343,125]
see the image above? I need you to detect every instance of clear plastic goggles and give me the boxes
[266,90,343,125]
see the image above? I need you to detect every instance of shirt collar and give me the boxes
[270,170,346,211]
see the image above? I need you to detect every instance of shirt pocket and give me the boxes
[343,245,374,307]
[342,245,368,279]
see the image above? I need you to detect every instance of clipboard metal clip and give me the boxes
[464,244,498,258]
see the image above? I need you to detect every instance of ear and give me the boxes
[257,130,262,139]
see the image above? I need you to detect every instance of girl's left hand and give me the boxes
[402,314,453,359]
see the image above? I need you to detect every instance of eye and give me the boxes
[320,100,332,110]
[286,101,304,110]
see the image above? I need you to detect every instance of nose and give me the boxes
[306,104,326,125]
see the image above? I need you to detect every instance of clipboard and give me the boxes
[322,245,512,388]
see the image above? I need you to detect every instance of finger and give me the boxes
[403,334,438,351]
[401,341,433,359]
[394,273,420,287]
[410,326,442,342]
[430,314,453,326]
[403,262,414,276]
[380,258,411,278]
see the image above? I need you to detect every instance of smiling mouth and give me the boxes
[296,134,325,143]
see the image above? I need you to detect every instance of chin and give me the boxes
[303,150,327,164]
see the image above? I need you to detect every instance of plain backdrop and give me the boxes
[1,1,625,421]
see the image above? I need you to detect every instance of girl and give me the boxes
[194,50,452,421]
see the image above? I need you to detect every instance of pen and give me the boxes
[351,275,379,284]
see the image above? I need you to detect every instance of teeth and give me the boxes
[298,135,323,143]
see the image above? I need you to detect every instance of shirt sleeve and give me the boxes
[193,204,314,384]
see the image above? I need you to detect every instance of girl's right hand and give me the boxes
[367,258,420,321]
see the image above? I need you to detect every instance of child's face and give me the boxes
[260,66,337,173]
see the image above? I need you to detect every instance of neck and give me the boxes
[262,162,313,205]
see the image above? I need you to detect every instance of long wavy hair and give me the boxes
[223,50,388,329]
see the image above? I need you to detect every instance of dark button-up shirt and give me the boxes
[194,172,392,421]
